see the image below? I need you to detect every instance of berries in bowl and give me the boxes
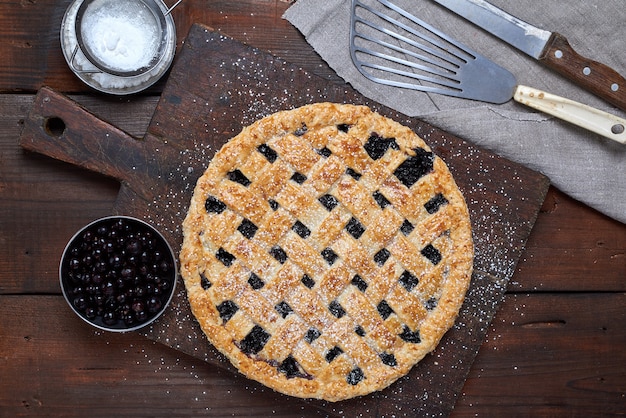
[59,216,177,332]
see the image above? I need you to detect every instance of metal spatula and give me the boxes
[349,0,626,144]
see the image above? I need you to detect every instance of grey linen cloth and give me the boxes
[284,0,626,223]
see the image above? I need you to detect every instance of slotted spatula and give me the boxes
[349,0,626,144]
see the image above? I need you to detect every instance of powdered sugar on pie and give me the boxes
[180,103,473,401]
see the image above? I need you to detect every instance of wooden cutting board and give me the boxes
[20,23,549,417]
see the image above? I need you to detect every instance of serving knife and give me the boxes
[432,0,626,112]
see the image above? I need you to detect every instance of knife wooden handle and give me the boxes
[513,85,626,144]
[540,33,626,112]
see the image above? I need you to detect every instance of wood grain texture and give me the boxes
[0,0,340,93]
[0,295,329,417]
[510,191,626,293]
[541,33,626,112]
[1,294,623,417]
[456,292,626,417]
[4,94,624,295]
[17,24,549,416]
[1,0,624,415]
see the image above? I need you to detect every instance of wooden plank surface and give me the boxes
[1,0,625,416]
[458,292,626,416]
[0,0,341,93]
[17,23,550,416]
[1,293,623,417]
[3,94,625,294]
[510,191,626,293]
[2,94,625,418]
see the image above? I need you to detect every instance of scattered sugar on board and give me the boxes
[140,71,304,370]
[139,34,540,414]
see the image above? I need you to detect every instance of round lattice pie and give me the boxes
[180,103,473,401]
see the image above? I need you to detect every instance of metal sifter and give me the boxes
[61,0,182,94]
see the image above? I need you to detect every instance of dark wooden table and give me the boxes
[1,1,624,416]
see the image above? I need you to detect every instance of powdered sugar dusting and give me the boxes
[134,25,546,417]
[60,0,175,94]
[81,0,160,72]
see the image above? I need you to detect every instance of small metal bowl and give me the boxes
[59,216,177,332]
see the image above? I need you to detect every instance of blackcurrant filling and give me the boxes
[293,123,308,136]
[217,300,239,323]
[248,272,264,290]
[301,274,315,289]
[345,217,366,239]
[262,355,313,380]
[257,143,277,163]
[373,190,391,208]
[328,300,346,318]
[316,147,332,157]
[421,244,442,265]
[399,325,421,343]
[373,248,391,266]
[379,352,397,367]
[400,219,415,236]
[227,169,251,186]
[269,246,288,264]
[346,367,365,385]
[394,147,435,188]
[424,193,449,214]
[399,270,419,292]
[321,247,338,265]
[238,218,258,239]
[364,133,399,160]
[292,220,311,239]
[325,346,343,362]
[345,167,362,180]
[290,172,307,184]
[337,123,351,133]
[377,300,394,320]
[351,274,368,292]
[205,195,227,214]
[274,301,293,318]
[318,194,339,211]
[238,325,271,355]
[304,328,321,343]
[277,355,312,379]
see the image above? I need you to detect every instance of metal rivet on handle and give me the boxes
[554,50,563,59]
[612,124,625,135]
[583,67,591,76]
[611,83,619,92]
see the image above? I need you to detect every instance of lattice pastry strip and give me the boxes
[302,154,346,196]
[181,103,473,401]
[339,285,399,352]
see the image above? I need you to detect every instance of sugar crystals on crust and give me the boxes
[180,103,473,401]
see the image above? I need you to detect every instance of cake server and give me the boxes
[431,0,626,112]
[349,0,626,144]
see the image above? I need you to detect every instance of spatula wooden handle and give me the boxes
[540,33,626,112]
[513,85,626,144]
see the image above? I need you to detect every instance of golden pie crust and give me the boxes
[180,103,473,401]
